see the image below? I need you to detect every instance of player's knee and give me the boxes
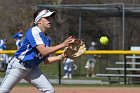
[0,88,10,93]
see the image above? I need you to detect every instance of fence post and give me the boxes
[124,54,127,84]
[58,61,61,84]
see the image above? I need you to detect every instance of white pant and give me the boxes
[0,57,54,93]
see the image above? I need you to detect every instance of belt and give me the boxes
[16,57,32,69]
[21,61,32,69]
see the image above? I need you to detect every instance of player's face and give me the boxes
[40,17,52,29]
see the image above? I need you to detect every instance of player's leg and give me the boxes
[67,62,73,79]
[0,68,24,93]
[24,68,54,93]
[91,60,96,77]
[87,60,92,77]
[85,60,89,68]
[62,63,68,78]
[85,60,90,77]
[0,57,30,93]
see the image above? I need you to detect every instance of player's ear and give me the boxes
[37,19,42,24]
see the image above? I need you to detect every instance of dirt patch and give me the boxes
[11,86,140,93]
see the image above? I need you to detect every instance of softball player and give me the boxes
[85,42,97,77]
[62,58,74,79]
[0,39,9,71]
[0,9,75,93]
[13,28,24,50]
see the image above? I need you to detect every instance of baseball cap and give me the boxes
[34,9,55,24]
[13,32,23,39]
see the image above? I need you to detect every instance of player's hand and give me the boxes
[62,36,75,47]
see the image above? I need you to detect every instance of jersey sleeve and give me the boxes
[27,28,44,47]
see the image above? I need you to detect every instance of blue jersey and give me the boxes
[15,26,51,68]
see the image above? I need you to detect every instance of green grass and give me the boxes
[0,72,6,78]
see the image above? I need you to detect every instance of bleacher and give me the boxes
[96,46,140,83]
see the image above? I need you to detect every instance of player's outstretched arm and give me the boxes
[44,54,65,64]
[36,36,75,56]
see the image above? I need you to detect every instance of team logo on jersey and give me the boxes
[36,53,43,59]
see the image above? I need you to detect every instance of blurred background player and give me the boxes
[0,39,9,71]
[62,58,74,79]
[85,42,97,77]
[0,39,7,50]
[13,26,24,50]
